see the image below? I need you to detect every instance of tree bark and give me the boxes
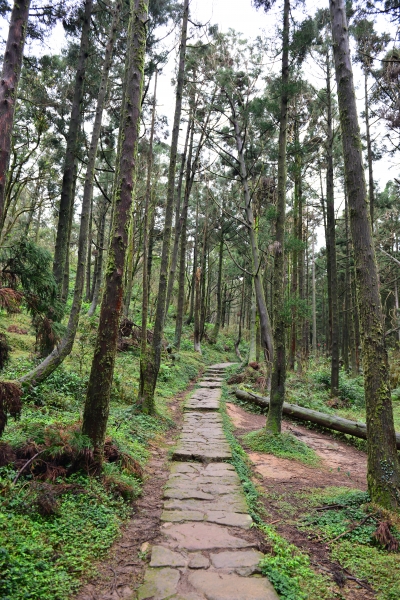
[0,0,31,233]
[174,112,194,349]
[364,71,375,228]
[139,71,157,409]
[330,0,400,509]
[326,54,340,397]
[53,0,94,291]
[211,226,224,343]
[266,0,289,433]
[139,0,189,410]
[87,197,109,316]
[165,117,190,312]
[82,0,149,455]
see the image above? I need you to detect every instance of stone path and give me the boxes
[135,364,278,600]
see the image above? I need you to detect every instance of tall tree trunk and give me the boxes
[85,198,93,302]
[53,0,94,291]
[330,0,400,509]
[248,281,257,363]
[266,0,290,433]
[174,112,194,349]
[211,227,224,343]
[312,228,317,355]
[139,0,189,411]
[139,71,157,407]
[0,0,31,233]
[199,195,208,341]
[82,0,149,455]
[326,54,340,397]
[165,117,191,312]
[20,0,120,386]
[186,242,196,325]
[364,71,375,228]
[230,111,273,364]
[87,197,109,316]
[343,192,350,372]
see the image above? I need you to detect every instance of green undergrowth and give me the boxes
[243,429,320,466]
[220,386,331,600]
[297,487,400,600]
[0,311,236,599]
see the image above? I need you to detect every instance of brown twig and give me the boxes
[328,514,375,544]
[12,449,47,484]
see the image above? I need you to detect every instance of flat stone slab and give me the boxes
[150,546,186,568]
[205,510,253,529]
[164,499,248,515]
[198,381,222,388]
[185,398,220,411]
[164,522,253,550]
[188,552,210,569]
[210,549,263,574]
[136,567,180,600]
[188,571,279,600]
[161,509,204,522]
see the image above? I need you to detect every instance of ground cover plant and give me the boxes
[0,310,236,599]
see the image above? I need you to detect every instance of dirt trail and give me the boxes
[227,403,367,489]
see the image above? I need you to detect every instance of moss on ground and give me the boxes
[243,429,320,466]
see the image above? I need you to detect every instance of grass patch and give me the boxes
[243,429,320,466]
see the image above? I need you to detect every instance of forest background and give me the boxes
[1,0,400,598]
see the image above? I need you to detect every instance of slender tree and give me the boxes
[330,0,400,509]
[139,0,189,412]
[19,1,121,386]
[82,0,149,456]
[265,0,290,433]
[52,0,94,291]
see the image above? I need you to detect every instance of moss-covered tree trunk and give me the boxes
[326,54,339,397]
[139,0,189,412]
[82,0,149,455]
[330,0,400,508]
[265,0,290,433]
[174,113,194,349]
[139,71,157,409]
[165,118,191,313]
[87,197,108,316]
[53,0,94,291]
[0,0,31,234]
[211,228,224,344]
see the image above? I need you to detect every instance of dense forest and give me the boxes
[1,0,400,598]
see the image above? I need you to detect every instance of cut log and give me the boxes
[234,389,400,450]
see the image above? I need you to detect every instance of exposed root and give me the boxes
[373,520,399,552]
[0,380,22,435]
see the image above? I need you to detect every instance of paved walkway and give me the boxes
[135,364,278,600]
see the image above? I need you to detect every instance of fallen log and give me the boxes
[234,388,400,450]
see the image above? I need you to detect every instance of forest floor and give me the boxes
[1,310,400,599]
